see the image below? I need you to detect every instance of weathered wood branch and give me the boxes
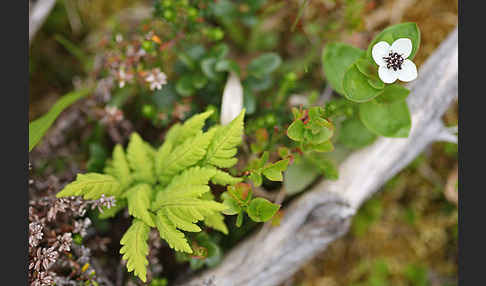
[181,27,458,286]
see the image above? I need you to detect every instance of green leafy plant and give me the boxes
[221,182,280,227]
[322,23,420,138]
[55,109,276,282]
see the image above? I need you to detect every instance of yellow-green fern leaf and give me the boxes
[125,184,155,227]
[166,166,218,189]
[201,192,228,234]
[172,110,214,145]
[152,185,211,210]
[155,140,173,180]
[158,130,215,184]
[56,173,121,200]
[154,211,193,253]
[202,110,245,168]
[120,219,150,282]
[204,211,228,234]
[209,168,243,186]
[110,144,132,190]
[127,133,156,184]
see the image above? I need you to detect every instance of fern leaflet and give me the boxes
[126,184,155,227]
[127,133,156,184]
[56,173,121,200]
[120,219,150,282]
[202,110,245,168]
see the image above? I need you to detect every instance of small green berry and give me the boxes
[142,104,156,118]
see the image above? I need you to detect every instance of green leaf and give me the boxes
[359,99,411,138]
[322,43,364,95]
[126,184,155,227]
[262,159,290,182]
[154,196,226,252]
[120,219,150,282]
[176,75,196,96]
[355,57,377,78]
[201,192,229,234]
[56,173,121,200]
[107,145,133,190]
[154,212,193,253]
[287,120,305,142]
[338,117,378,149]
[215,59,240,75]
[192,73,208,89]
[208,43,229,59]
[171,110,214,145]
[221,192,242,215]
[367,22,421,60]
[284,159,321,195]
[367,77,385,90]
[248,172,263,187]
[248,53,282,78]
[29,87,91,151]
[375,84,410,103]
[202,110,245,168]
[209,169,243,186]
[158,130,215,184]
[343,64,384,102]
[247,198,280,222]
[201,58,219,79]
[127,133,156,184]
[166,166,217,190]
[309,140,334,153]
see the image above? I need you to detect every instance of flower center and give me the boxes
[383,51,404,71]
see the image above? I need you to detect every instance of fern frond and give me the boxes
[152,185,210,210]
[209,168,243,186]
[201,192,228,234]
[167,166,217,189]
[110,145,133,190]
[120,219,150,282]
[155,140,173,180]
[154,211,193,253]
[126,184,155,227]
[56,173,121,200]
[204,212,229,234]
[164,123,182,145]
[202,109,245,168]
[172,110,214,145]
[127,133,156,184]
[153,196,226,253]
[158,130,215,184]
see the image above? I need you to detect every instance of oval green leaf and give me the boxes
[343,64,384,102]
[338,117,377,149]
[247,198,280,222]
[248,53,282,78]
[322,43,365,95]
[359,99,411,138]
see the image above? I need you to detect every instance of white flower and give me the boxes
[220,72,243,125]
[372,38,418,84]
[145,68,167,91]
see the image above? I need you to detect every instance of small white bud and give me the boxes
[220,72,243,125]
